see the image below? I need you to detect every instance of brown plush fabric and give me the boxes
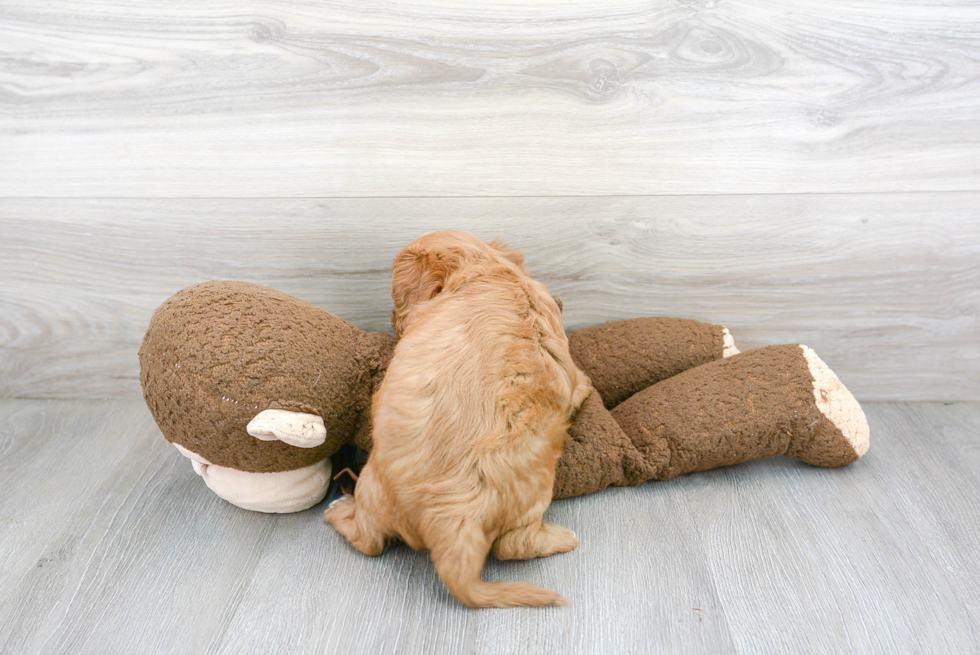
[350,330,397,452]
[553,391,668,499]
[141,282,865,502]
[568,317,726,409]
[610,344,859,481]
[139,283,733,482]
[791,416,861,468]
[140,281,376,472]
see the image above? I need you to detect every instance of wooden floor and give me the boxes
[0,399,977,654]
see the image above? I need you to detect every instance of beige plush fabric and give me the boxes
[797,345,870,464]
[197,457,332,513]
[172,441,332,512]
[247,409,328,448]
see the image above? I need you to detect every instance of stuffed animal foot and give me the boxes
[173,443,332,513]
[554,391,641,499]
[789,346,870,466]
[612,344,870,480]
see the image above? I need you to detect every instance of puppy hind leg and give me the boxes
[493,521,579,561]
[324,463,387,556]
[570,370,594,411]
[431,521,567,608]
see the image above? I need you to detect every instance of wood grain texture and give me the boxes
[217,485,738,655]
[683,402,980,654]
[0,400,152,602]
[1,194,977,401]
[1,400,978,654]
[856,403,980,624]
[1,0,979,197]
[0,400,281,654]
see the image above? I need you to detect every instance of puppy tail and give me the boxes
[431,522,567,609]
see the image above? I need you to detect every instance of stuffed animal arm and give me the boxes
[139,281,869,513]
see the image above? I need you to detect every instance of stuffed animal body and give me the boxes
[140,281,868,513]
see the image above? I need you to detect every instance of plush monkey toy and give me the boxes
[139,281,869,513]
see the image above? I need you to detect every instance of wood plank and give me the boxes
[468,487,737,655]
[0,400,151,600]
[854,403,980,624]
[0,399,736,655]
[684,403,980,654]
[0,400,278,654]
[2,194,977,401]
[215,485,737,655]
[1,0,979,197]
[2,400,979,653]
[933,402,980,474]
[213,496,479,654]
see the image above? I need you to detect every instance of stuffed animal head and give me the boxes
[139,281,379,473]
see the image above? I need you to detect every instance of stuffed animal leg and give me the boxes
[554,343,870,499]
[567,317,739,409]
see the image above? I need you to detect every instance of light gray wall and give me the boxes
[1,1,978,400]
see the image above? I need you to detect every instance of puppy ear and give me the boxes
[488,239,525,269]
[391,246,461,335]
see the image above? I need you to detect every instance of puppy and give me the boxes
[325,231,592,608]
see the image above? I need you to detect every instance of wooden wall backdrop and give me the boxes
[2,0,979,197]
[1,0,979,400]
[2,196,978,401]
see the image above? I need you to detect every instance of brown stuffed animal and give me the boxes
[139,281,869,512]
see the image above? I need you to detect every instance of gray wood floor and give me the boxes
[1,399,977,654]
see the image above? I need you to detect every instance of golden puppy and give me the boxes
[325,231,592,608]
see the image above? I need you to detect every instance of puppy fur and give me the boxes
[325,231,592,608]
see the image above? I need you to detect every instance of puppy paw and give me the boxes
[548,525,579,555]
[323,494,354,525]
[494,521,580,560]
